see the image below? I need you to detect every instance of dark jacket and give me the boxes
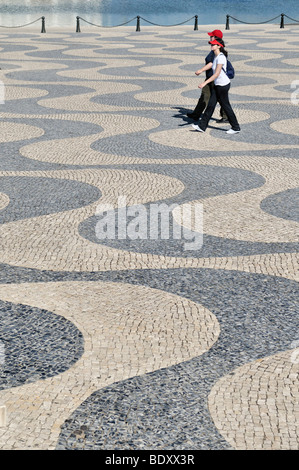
[205,51,214,79]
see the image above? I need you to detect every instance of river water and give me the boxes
[0,0,298,28]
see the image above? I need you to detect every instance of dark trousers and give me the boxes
[191,82,227,120]
[199,83,240,131]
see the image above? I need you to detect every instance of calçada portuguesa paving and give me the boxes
[0,22,298,450]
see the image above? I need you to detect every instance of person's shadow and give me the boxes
[171,107,195,126]
[171,107,226,131]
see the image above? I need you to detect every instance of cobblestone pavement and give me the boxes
[0,24,298,450]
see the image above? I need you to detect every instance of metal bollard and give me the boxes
[76,16,81,33]
[41,16,46,33]
[226,15,230,30]
[194,15,198,30]
[136,15,140,32]
[280,13,285,28]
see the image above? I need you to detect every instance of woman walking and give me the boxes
[192,38,240,135]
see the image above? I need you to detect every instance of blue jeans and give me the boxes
[199,83,240,131]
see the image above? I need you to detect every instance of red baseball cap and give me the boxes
[209,39,224,47]
[208,29,223,39]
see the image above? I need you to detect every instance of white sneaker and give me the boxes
[226,129,240,134]
[192,124,204,132]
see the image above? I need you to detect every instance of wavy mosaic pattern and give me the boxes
[0,24,298,450]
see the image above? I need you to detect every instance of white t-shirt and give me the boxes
[212,53,230,86]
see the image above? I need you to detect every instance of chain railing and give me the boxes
[76,15,138,32]
[226,13,299,29]
[137,15,198,29]
[76,15,199,32]
[283,13,299,25]
[0,16,45,32]
[0,13,298,33]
